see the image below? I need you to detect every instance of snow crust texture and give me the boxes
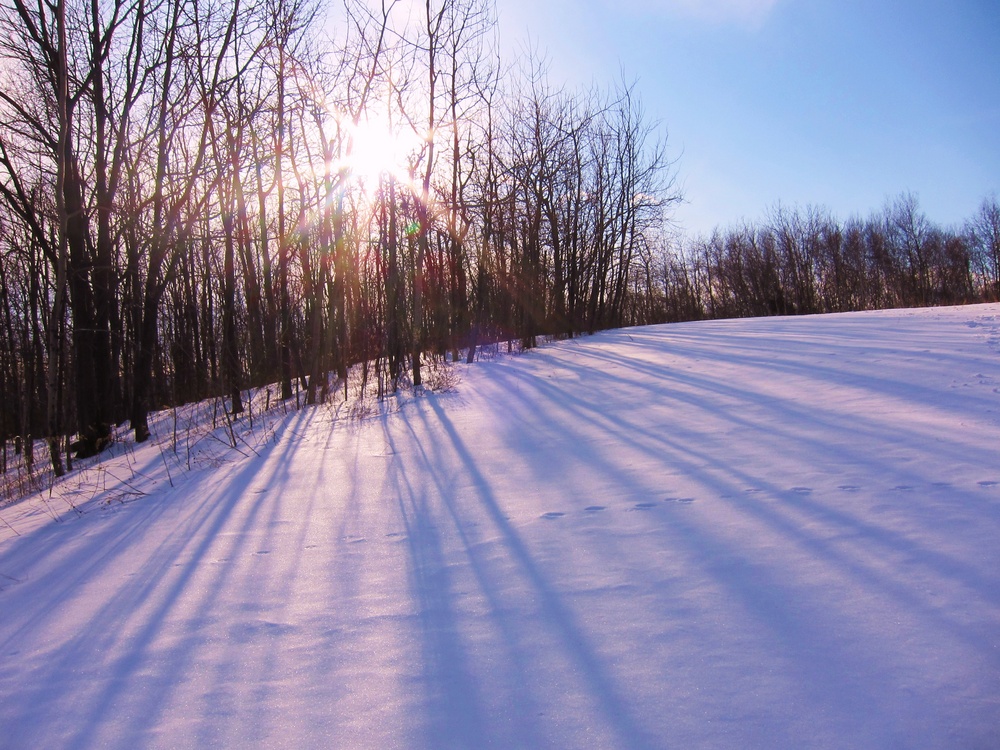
[2,305,1000,749]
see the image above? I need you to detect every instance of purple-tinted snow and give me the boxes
[1,304,999,749]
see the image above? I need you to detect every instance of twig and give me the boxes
[233,428,261,458]
[221,397,238,449]
[159,446,174,487]
[62,495,83,516]
[0,512,20,536]
[35,493,61,522]
[102,469,150,498]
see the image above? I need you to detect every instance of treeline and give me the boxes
[653,194,1000,323]
[1,0,997,482]
[0,0,677,473]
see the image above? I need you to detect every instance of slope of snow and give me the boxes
[1,305,999,749]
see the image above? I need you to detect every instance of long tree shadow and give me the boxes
[468,339,1000,743]
[383,416,493,747]
[400,394,661,749]
[0,407,320,749]
[500,341,1000,617]
[386,411,554,749]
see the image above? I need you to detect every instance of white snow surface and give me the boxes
[2,304,1000,749]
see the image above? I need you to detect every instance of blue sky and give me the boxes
[494,0,1000,236]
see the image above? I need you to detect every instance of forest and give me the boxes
[0,0,998,477]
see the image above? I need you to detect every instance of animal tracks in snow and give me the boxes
[436,477,998,530]
[624,496,698,511]
[337,535,367,544]
[540,496,699,519]
[629,497,697,511]
[528,477,999,525]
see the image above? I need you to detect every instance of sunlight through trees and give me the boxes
[0,0,994,473]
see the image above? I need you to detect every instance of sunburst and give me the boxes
[340,111,420,191]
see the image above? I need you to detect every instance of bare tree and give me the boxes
[968,195,1000,300]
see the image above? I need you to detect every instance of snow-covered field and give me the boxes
[2,304,999,749]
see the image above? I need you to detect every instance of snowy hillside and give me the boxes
[2,304,999,749]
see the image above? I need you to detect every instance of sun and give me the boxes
[341,112,418,188]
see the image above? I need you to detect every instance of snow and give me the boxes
[2,304,1000,749]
